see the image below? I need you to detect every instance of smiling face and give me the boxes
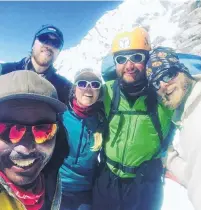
[75,83,100,107]
[115,54,146,84]
[157,72,193,109]
[31,34,60,72]
[0,100,57,186]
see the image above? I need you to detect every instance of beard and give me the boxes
[119,69,146,85]
[32,48,54,67]
[159,76,193,110]
[0,146,49,186]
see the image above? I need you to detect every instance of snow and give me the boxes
[54,0,182,81]
[162,179,194,210]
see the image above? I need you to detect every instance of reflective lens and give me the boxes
[76,80,101,90]
[163,71,178,83]
[0,123,7,134]
[10,125,26,144]
[32,124,57,144]
[91,81,101,89]
[115,53,145,65]
[130,54,145,63]
[152,80,161,90]
[115,56,127,64]
[37,34,62,49]
[152,71,179,90]
[0,123,58,144]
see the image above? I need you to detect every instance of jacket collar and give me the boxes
[0,172,62,210]
[22,56,55,80]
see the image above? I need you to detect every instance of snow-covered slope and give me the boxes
[54,0,201,81]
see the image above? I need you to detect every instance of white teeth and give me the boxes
[11,159,36,167]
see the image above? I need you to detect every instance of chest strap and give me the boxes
[106,156,140,174]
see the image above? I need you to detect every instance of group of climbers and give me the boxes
[0,22,200,210]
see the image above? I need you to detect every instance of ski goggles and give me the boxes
[151,70,179,90]
[37,34,62,50]
[0,122,58,144]
[75,80,102,90]
[114,53,146,65]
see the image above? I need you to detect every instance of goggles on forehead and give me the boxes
[0,122,58,144]
[37,34,62,50]
[75,80,102,90]
[151,70,179,90]
[114,53,146,65]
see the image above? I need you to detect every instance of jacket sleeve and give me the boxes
[0,62,18,75]
[183,151,201,210]
[166,148,187,187]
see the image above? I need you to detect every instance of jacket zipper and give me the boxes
[81,129,92,153]
[75,120,85,164]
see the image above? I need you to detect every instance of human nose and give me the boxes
[14,145,32,155]
[85,84,93,91]
[125,60,135,68]
[14,132,36,154]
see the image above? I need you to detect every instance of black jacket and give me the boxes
[42,120,69,209]
[0,57,72,105]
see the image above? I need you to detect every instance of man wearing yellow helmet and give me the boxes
[92,27,173,210]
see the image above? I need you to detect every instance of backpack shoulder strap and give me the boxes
[108,80,120,122]
[146,89,163,144]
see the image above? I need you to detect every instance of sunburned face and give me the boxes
[115,53,146,84]
[157,72,193,109]
[0,100,57,186]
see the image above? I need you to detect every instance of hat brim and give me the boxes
[0,93,67,113]
[36,30,63,44]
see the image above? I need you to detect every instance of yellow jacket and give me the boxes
[0,172,62,210]
[0,191,25,210]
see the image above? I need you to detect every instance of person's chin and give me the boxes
[10,173,39,186]
[4,160,43,185]
[122,75,136,84]
[164,96,180,110]
[82,101,93,107]
[38,56,53,66]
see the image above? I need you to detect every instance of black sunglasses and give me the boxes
[37,34,62,49]
[152,70,179,90]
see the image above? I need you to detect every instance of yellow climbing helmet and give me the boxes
[112,27,151,53]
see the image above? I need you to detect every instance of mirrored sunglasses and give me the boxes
[37,34,62,49]
[75,80,102,90]
[0,122,58,144]
[152,71,179,90]
[114,53,146,65]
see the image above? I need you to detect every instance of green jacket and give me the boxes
[104,80,173,178]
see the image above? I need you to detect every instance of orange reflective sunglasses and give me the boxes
[0,122,58,144]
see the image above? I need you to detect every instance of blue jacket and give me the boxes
[60,109,101,193]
